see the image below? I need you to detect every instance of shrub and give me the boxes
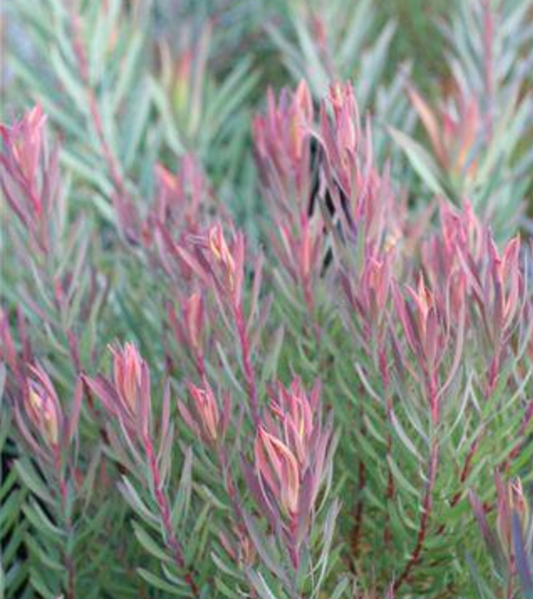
[1,1,532,598]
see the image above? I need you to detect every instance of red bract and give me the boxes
[85,343,152,438]
[319,82,398,252]
[178,378,231,445]
[340,247,394,348]
[272,212,324,315]
[14,364,82,463]
[167,291,206,376]
[255,427,300,515]
[178,223,245,309]
[421,202,481,321]
[487,236,522,339]
[253,80,313,209]
[423,201,482,278]
[393,273,464,424]
[208,223,240,298]
[267,378,322,466]
[182,292,204,356]
[0,105,46,210]
[327,82,359,165]
[84,343,200,595]
[459,231,524,392]
[253,82,327,322]
[176,222,263,425]
[26,375,60,446]
[0,105,59,253]
[246,379,334,565]
[319,82,360,202]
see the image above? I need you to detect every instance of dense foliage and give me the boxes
[1,1,532,598]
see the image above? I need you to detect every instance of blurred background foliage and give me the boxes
[3,0,531,239]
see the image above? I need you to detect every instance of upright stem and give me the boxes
[382,361,394,548]
[217,445,245,524]
[350,398,367,561]
[234,307,260,427]
[144,437,199,597]
[394,441,439,592]
[451,432,483,507]
[54,449,76,599]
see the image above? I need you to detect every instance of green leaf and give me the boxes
[245,569,281,599]
[387,455,420,499]
[133,521,171,563]
[29,568,56,599]
[23,501,64,540]
[117,477,157,525]
[388,127,447,197]
[14,460,52,505]
[121,81,152,168]
[171,447,193,528]
[242,510,286,583]
[137,568,187,596]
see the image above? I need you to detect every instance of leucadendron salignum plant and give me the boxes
[2,1,532,596]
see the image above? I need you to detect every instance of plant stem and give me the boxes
[350,401,367,561]
[144,437,200,597]
[394,441,439,592]
[234,307,260,427]
[381,349,394,548]
[54,448,76,599]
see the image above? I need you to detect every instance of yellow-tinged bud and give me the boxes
[28,386,59,445]
[113,342,143,413]
[208,225,236,289]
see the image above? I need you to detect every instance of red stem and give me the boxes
[351,398,367,561]
[234,307,260,427]
[451,432,483,507]
[350,459,366,559]
[394,442,439,592]
[381,350,394,547]
[144,437,200,597]
[54,447,76,599]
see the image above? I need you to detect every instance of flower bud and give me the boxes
[179,380,227,445]
[251,379,332,522]
[0,105,46,196]
[27,381,60,446]
[189,383,220,442]
[112,342,143,414]
[183,292,204,355]
[255,427,300,515]
[252,81,313,206]
[329,82,357,154]
[208,224,236,289]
